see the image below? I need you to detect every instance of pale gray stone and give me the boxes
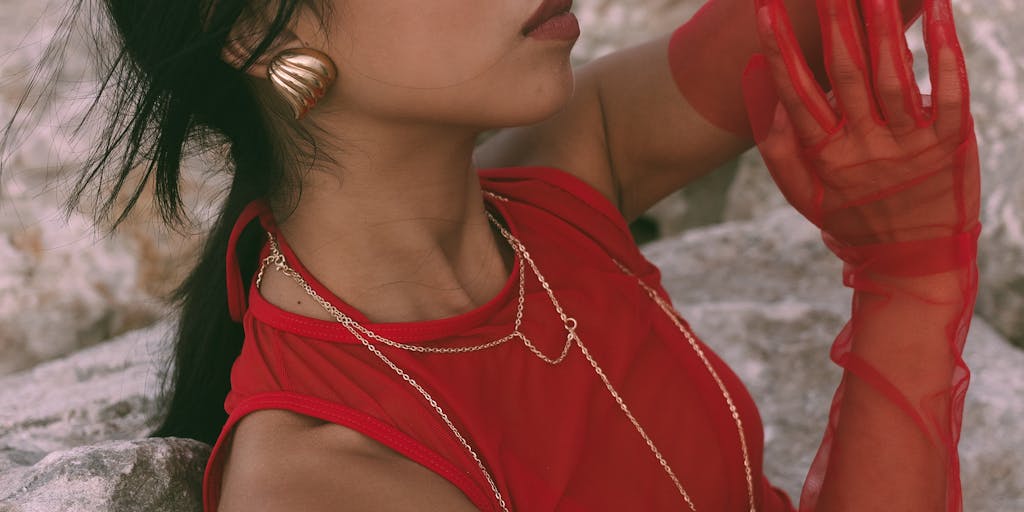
[0,213,171,376]
[0,321,198,511]
[0,438,208,512]
[0,0,168,376]
[0,321,172,455]
[573,0,704,63]
[645,161,741,235]
[976,175,1024,348]
[643,207,848,306]
[722,152,787,224]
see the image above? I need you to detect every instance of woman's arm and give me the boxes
[741,0,980,508]
[475,0,924,223]
[806,269,976,510]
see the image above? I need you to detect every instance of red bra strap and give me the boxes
[226,199,274,323]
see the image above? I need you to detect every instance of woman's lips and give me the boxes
[524,12,580,41]
[521,0,574,35]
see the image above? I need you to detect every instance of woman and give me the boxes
[15,0,979,509]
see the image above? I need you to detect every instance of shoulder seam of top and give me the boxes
[479,165,632,239]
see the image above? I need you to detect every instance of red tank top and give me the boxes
[202,166,796,511]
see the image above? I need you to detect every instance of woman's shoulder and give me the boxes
[216,409,479,511]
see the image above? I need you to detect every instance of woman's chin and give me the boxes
[498,82,576,127]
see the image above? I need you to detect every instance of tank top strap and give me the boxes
[478,166,655,277]
[226,198,278,323]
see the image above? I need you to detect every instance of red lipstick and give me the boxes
[521,0,578,40]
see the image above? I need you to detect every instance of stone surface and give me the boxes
[0,321,171,457]
[972,6,1024,349]
[0,208,172,376]
[0,319,206,511]
[572,0,704,63]
[643,207,847,307]
[0,0,221,375]
[0,437,208,512]
[0,321,202,511]
[977,176,1024,349]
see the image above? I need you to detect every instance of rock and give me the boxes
[0,321,172,455]
[0,437,208,512]
[0,320,213,511]
[644,207,848,306]
[956,321,1024,510]
[0,0,149,376]
[641,208,1024,510]
[722,151,787,223]
[573,0,704,63]
[977,177,1024,349]
[971,5,1024,346]
[0,208,172,376]
[0,320,206,510]
[0,0,221,375]
[644,160,741,235]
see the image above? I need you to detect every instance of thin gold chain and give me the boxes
[612,259,756,512]
[254,191,756,512]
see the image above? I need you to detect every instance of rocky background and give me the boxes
[1,0,1021,510]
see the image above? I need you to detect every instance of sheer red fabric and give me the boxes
[735,0,980,510]
[668,0,924,137]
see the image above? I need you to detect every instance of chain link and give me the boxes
[612,260,757,512]
[254,192,756,512]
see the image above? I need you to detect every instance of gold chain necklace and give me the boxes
[254,191,756,511]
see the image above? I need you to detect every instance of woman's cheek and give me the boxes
[335,7,520,89]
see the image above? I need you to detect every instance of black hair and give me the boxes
[1,0,325,446]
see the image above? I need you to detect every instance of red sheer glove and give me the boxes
[668,0,924,136]
[739,0,980,510]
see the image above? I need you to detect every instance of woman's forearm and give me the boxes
[805,265,977,511]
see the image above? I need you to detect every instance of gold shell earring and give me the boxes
[267,48,338,120]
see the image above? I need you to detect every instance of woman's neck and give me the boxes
[268,117,515,323]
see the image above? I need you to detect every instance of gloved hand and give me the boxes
[741,0,978,276]
[740,0,980,277]
[739,0,980,510]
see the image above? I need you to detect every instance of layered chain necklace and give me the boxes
[254,191,756,512]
